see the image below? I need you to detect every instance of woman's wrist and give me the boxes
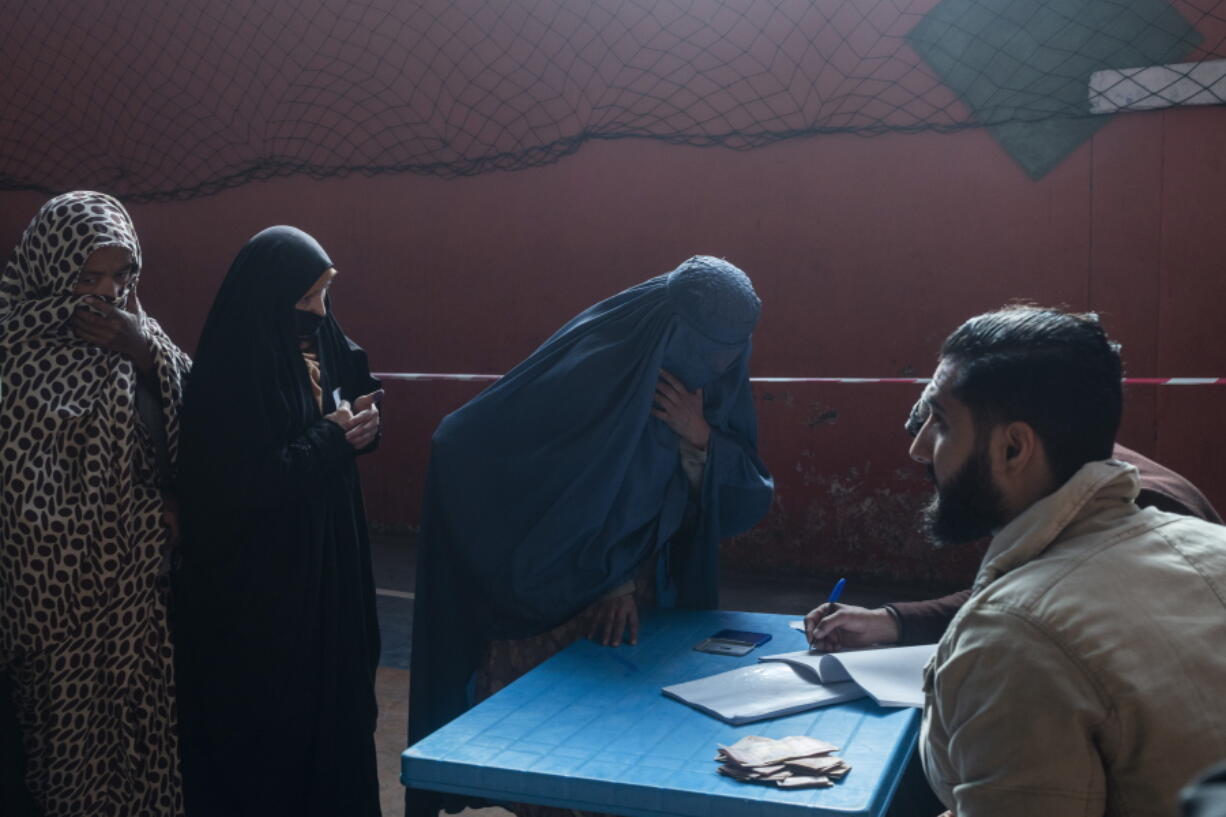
[689,423,710,451]
[601,579,636,601]
[127,332,156,376]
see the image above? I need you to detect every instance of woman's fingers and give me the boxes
[71,310,111,336]
[353,405,378,422]
[71,309,104,327]
[605,603,622,642]
[592,607,607,644]
[325,406,355,429]
[655,385,679,407]
[582,598,640,647]
[347,416,377,434]
[610,598,639,646]
[618,599,640,646]
[657,373,685,397]
[592,606,611,643]
[345,430,370,446]
[345,415,379,446]
[351,408,379,428]
[353,389,385,413]
[659,369,685,391]
[609,607,624,647]
[70,323,108,346]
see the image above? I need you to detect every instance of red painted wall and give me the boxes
[4,102,1225,589]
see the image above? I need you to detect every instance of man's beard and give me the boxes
[922,442,1008,546]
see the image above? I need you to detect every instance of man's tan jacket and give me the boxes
[921,460,1226,816]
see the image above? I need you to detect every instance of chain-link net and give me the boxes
[2,0,1224,199]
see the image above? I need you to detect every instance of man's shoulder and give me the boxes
[960,510,1226,644]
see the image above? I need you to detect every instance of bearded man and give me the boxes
[894,306,1225,817]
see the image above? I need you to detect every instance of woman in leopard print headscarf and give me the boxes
[0,191,191,816]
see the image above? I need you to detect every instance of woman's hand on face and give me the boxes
[70,295,154,374]
[653,369,710,450]
[587,593,639,647]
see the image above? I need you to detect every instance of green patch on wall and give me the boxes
[908,0,1202,178]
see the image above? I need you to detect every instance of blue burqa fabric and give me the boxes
[407,256,773,815]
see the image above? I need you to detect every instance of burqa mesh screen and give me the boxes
[2,0,1225,199]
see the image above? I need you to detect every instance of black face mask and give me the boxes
[293,309,325,339]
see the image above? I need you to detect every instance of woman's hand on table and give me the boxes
[587,593,639,647]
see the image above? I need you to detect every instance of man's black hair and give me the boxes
[940,305,1123,486]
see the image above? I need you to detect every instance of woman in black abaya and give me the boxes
[173,226,383,816]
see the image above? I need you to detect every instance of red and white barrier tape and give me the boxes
[373,373,1226,385]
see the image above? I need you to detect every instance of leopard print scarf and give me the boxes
[0,191,191,664]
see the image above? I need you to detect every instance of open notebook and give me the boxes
[759,645,935,708]
[662,643,935,725]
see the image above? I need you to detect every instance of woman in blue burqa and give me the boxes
[407,256,774,816]
[173,227,384,816]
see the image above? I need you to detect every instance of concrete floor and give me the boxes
[372,533,952,817]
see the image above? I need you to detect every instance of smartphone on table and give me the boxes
[692,629,773,656]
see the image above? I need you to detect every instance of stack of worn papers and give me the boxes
[716,735,851,789]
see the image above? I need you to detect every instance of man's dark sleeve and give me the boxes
[885,589,971,645]
[1116,443,1223,524]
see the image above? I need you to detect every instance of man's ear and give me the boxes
[997,421,1039,475]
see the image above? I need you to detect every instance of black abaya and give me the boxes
[173,226,381,817]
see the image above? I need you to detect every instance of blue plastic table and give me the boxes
[402,609,920,817]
